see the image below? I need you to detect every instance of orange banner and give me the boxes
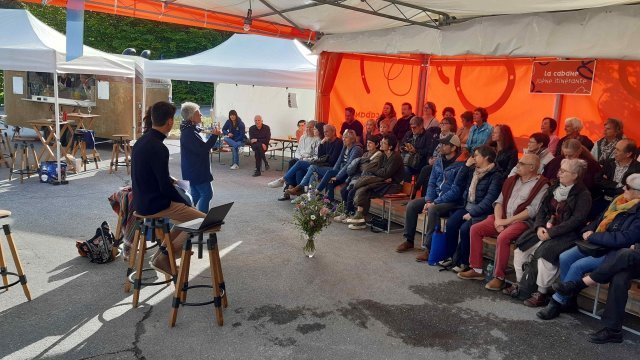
[531,60,596,95]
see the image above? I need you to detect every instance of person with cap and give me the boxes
[396,134,465,260]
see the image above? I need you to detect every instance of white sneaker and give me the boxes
[267,178,285,188]
[333,214,348,222]
[348,224,367,230]
[230,164,239,170]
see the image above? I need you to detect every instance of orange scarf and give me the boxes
[596,195,640,233]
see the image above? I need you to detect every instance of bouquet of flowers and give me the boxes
[292,195,339,257]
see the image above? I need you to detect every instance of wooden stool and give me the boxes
[0,210,31,301]
[1,131,13,168]
[169,225,228,327]
[109,134,131,174]
[124,214,178,308]
[71,130,100,171]
[9,138,40,183]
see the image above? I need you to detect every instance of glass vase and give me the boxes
[303,234,316,258]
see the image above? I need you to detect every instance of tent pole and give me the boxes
[417,55,430,117]
[553,93,563,123]
[142,77,147,134]
[52,72,66,185]
[132,75,136,140]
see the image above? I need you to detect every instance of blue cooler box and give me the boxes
[39,161,67,183]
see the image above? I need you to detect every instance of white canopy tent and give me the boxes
[0,9,136,182]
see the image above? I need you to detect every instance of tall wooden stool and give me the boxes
[109,134,131,174]
[1,131,13,168]
[71,130,100,171]
[124,214,178,308]
[9,138,39,183]
[0,210,31,301]
[169,225,228,327]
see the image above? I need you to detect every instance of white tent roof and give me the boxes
[0,9,134,77]
[144,34,317,89]
[313,4,640,60]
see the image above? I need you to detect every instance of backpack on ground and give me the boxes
[517,254,539,300]
[76,221,116,264]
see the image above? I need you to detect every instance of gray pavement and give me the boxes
[0,139,638,360]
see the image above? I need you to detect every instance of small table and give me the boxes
[66,113,100,131]
[269,137,298,171]
[28,119,73,161]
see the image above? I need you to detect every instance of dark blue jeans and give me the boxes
[190,182,213,213]
[552,246,604,305]
[447,208,474,266]
[284,160,310,186]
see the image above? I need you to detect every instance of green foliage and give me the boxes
[22,3,230,105]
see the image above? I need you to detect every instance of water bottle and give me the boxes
[307,172,318,199]
[485,262,494,282]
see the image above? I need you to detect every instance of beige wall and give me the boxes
[4,71,169,139]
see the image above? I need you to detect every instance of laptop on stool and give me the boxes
[174,202,234,232]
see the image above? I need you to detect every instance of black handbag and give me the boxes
[404,152,422,169]
[575,240,609,258]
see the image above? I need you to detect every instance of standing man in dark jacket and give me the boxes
[179,102,221,213]
[249,115,271,177]
[340,107,364,144]
[131,101,205,275]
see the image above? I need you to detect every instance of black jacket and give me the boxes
[584,201,640,250]
[131,129,188,215]
[596,158,640,199]
[495,148,518,176]
[400,129,438,170]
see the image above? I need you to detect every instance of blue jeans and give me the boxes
[552,246,605,305]
[446,208,474,266]
[317,169,344,200]
[299,165,332,187]
[284,160,311,187]
[224,137,244,166]
[190,182,213,213]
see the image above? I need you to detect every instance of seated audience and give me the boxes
[510,133,554,176]
[364,119,380,144]
[394,102,415,142]
[340,107,364,144]
[490,124,518,176]
[334,136,383,222]
[222,110,247,170]
[555,117,594,157]
[423,101,439,130]
[401,116,437,183]
[507,159,591,307]
[459,154,548,290]
[396,134,465,260]
[132,101,205,275]
[592,118,624,163]
[179,102,221,213]
[537,174,640,321]
[466,107,493,153]
[431,116,458,161]
[268,120,320,190]
[541,117,559,156]
[295,120,306,141]
[593,139,640,220]
[379,122,392,137]
[553,246,640,343]
[345,136,404,229]
[445,145,504,271]
[285,125,343,197]
[457,111,473,151]
[544,139,601,194]
[249,115,271,177]
[316,130,364,201]
[377,102,397,133]
[442,106,455,119]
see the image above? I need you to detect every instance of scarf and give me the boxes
[468,163,495,203]
[596,195,640,232]
[553,183,574,202]
[180,120,202,133]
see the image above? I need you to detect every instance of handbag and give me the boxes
[575,240,609,258]
[427,226,448,266]
[404,152,422,169]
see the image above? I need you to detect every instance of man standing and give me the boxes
[249,115,271,177]
[340,107,364,144]
[131,101,205,275]
[394,102,415,141]
[459,154,548,290]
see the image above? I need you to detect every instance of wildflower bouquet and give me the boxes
[292,195,338,256]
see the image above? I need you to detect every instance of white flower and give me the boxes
[310,215,316,220]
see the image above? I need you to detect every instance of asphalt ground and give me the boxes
[0,135,638,360]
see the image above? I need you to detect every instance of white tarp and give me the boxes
[214,84,316,138]
[313,4,640,60]
[144,34,317,89]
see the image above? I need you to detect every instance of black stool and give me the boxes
[71,130,100,171]
[0,210,31,301]
[124,213,178,308]
[169,225,228,327]
[9,138,39,183]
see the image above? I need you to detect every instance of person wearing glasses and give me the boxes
[458,154,549,291]
[537,173,640,323]
[594,139,640,213]
[505,158,591,307]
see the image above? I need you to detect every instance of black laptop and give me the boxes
[175,202,234,231]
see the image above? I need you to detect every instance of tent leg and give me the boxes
[52,72,68,186]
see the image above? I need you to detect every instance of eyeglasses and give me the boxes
[517,161,535,167]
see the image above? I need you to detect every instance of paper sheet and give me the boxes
[12,77,24,95]
[97,81,109,100]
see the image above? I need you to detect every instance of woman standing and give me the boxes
[592,118,624,163]
[222,110,247,170]
[490,124,519,175]
[377,102,397,134]
[180,102,221,213]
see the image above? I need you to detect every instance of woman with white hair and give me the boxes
[179,102,221,213]
[538,172,640,320]
[554,117,594,157]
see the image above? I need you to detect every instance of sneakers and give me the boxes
[588,327,624,344]
[230,163,239,170]
[348,223,367,230]
[523,291,549,307]
[334,214,349,222]
[415,250,429,262]
[395,241,414,253]
[452,265,468,273]
[437,258,453,267]
[278,193,291,201]
[485,278,505,291]
[150,253,173,277]
[346,212,365,224]
[458,269,484,280]
[268,178,285,188]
